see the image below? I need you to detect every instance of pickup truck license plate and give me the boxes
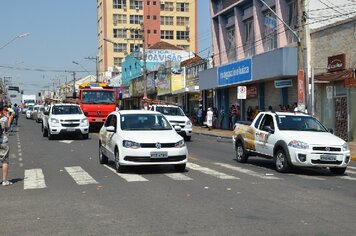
[150,152,168,158]
[320,154,337,161]
[66,128,75,132]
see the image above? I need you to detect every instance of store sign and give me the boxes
[247,85,258,99]
[217,58,252,86]
[274,80,292,88]
[327,54,346,72]
[237,86,247,99]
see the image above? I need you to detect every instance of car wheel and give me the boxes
[82,133,89,139]
[274,149,291,173]
[48,128,53,140]
[42,125,48,137]
[184,136,191,141]
[236,141,249,163]
[329,167,346,175]
[174,164,186,172]
[98,142,108,164]
[115,149,125,173]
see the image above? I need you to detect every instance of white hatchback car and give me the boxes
[99,110,188,173]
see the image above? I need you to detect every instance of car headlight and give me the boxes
[186,120,192,126]
[50,118,60,126]
[342,143,349,151]
[123,140,141,149]
[175,139,185,148]
[288,140,309,149]
[80,118,89,127]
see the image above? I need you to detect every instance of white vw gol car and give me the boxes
[99,110,188,173]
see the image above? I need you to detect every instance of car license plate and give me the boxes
[66,128,75,132]
[150,152,168,158]
[320,154,337,161]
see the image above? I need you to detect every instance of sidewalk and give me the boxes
[192,125,356,161]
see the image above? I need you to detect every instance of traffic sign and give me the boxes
[237,86,247,99]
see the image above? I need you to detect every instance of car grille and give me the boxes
[170,120,185,124]
[311,160,342,165]
[313,147,341,152]
[60,119,80,127]
[124,155,186,162]
[140,143,176,148]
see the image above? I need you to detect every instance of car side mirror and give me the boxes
[263,125,274,134]
[328,128,334,134]
[174,125,182,132]
[106,126,116,132]
[44,111,49,115]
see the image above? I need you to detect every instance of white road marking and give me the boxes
[59,140,74,144]
[346,169,356,175]
[65,166,98,185]
[347,166,356,170]
[187,163,239,180]
[338,176,356,181]
[19,157,23,162]
[18,153,22,157]
[215,163,280,180]
[24,169,47,190]
[17,145,21,149]
[103,164,148,182]
[288,174,325,180]
[164,173,192,181]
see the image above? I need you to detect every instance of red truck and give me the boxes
[78,82,117,126]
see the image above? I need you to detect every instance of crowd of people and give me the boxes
[0,103,19,186]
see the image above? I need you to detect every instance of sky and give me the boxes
[0,0,212,96]
[1,0,354,96]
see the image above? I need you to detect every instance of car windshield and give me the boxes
[156,106,185,116]
[276,115,328,132]
[52,105,82,115]
[120,114,172,131]
[82,90,115,104]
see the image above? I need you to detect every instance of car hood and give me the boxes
[52,114,86,120]
[163,115,188,122]
[280,131,346,146]
[120,130,183,143]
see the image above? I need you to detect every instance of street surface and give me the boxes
[1,115,356,236]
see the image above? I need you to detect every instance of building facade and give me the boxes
[97,0,198,82]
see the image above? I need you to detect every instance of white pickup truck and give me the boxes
[232,111,351,174]
[42,103,90,140]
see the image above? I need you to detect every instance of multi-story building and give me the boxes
[97,0,198,81]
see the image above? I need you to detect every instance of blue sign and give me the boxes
[274,80,293,88]
[217,59,252,86]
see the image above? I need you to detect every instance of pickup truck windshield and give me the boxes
[52,106,82,115]
[121,114,172,131]
[82,90,115,104]
[276,115,328,132]
[156,107,185,116]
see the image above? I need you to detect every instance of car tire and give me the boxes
[184,136,191,141]
[83,133,89,139]
[98,143,108,164]
[42,125,48,137]
[274,149,291,173]
[115,149,125,173]
[329,167,346,175]
[174,164,186,172]
[48,128,53,140]
[236,141,249,163]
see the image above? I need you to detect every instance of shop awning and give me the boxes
[314,69,353,83]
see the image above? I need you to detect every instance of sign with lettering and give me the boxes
[217,58,252,86]
[247,85,258,99]
[274,80,293,88]
[327,54,346,72]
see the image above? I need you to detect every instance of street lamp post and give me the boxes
[85,56,99,82]
[0,32,30,50]
[72,60,91,75]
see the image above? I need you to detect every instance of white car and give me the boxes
[99,110,188,173]
[26,106,34,119]
[42,103,89,140]
[150,104,192,141]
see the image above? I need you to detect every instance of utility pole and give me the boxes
[85,56,99,82]
[72,72,76,99]
[140,23,147,99]
[297,0,307,111]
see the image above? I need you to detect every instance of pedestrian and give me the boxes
[219,107,225,128]
[13,104,19,126]
[230,105,237,130]
[206,107,213,131]
[0,109,12,186]
[197,106,203,126]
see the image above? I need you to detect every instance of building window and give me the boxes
[287,0,297,44]
[113,14,127,24]
[243,18,255,57]
[176,3,189,12]
[130,44,143,52]
[176,31,189,40]
[113,28,127,38]
[147,15,151,19]
[114,57,123,67]
[263,9,277,51]
[130,15,143,24]
[176,16,189,26]
[226,26,236,62]
[147,29,151,34]
[130,0,143,10]
[153,15,157,20]
[161,30,174,39]
[147,1,150,5]
[114,43,127,52]
[160,2,174,11]
[113,0,126,9]
[160,16,173,25]
[130,29,142,39]
[154,30,157,34]
[153,1,156,5]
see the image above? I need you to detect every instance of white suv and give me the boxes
[150,105,192,141]
[42,103,89,140]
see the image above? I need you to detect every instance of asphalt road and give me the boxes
[1,115,356,236]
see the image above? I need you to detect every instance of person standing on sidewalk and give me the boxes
[206,107,213,131]
[0,109,12,186]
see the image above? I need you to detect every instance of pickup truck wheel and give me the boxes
[48,129,54,140]
[274,149,290,173]
[42,125,48,137]
[236,141,248,163]
[115,149,125,173]
[98,142,108,164]
[329,167,346,175]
